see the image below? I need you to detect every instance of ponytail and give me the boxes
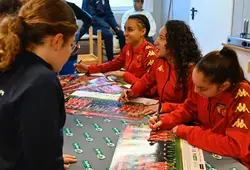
[0,16,26,70]
[196,47,245,87]
[0,0,78,71]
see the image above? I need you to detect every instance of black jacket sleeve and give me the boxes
[67,1,92,42]
[104,0,119,32]
[19,77,65,170]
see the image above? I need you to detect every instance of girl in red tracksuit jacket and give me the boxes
[75,14,158,85]
[148,47,250,168]
[119,20,201,114]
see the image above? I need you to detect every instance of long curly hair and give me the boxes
[165,20,201,99]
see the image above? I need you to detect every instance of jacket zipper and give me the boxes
[126,46,133,71]
[160,62,171,103]
[207,98,212,124]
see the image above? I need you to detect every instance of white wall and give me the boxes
[162,0,190,25]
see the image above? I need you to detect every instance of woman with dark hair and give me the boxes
[148,47,250,168]
[75,14,158,85]
[119,20,201,115]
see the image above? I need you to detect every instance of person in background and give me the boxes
[75,14,158,86]
[60,1,92,75]
[118,20,201,116]
[0,0,78,169]
[148,47,250,169]
[121,0,156,44]
[82,0,125,61]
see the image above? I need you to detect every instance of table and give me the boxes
[63,114,247,170]
[61,74,247,170]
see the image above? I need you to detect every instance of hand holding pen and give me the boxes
[74,60,89,73]
[147,102,163,131]
[156,102,162,131]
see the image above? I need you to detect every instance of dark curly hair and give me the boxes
[165,20,201,99]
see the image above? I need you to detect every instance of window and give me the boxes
[110,0,133,11]
[110,0,153,12]
[66,0,153,12]
[67,0,83,8]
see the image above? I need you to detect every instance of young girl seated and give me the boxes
[148,47,250,168]
[118,20,201,115]
[75,14,158,85]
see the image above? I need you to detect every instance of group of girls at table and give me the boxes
[0,0,249,169]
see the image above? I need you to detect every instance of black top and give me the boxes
[0,51,65,170]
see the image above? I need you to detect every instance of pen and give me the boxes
[74,60,82,69]
[156,102,161,131]
[157,102,162,122]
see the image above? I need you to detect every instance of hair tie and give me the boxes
[17,16,26,25]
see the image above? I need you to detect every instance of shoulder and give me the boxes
[142,10,153,16]
[123,9,134,16]
[121,44,130,52]
[27,68,60,94]
[152,57,166,67]
[144,42,158,52]
[232,81,250,101]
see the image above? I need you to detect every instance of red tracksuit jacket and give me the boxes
[88,40,158,84]
[160,81,250,168]
[131,58,194,112]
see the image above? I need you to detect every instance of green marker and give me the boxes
[83,132,94,142]
[93,148,105,160]
[112,127,121,135]
[205,161,217,170]
[72,142,83,154]
[103,137,115,147]
[82,160,93,170]
[64,128,73,136]
[74,118,84,128]
[137,122,147,127]
[104,118,111,122]
[93,123,103,132]
[229,168,237,170]
[212,154,222,160]
[120,120,128,125]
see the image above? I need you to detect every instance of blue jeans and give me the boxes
[92,27,125,61]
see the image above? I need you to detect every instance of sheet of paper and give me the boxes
[123,84,132,88]
[71,91,120,100]
[130,97,159,105]
[89,73,105,77]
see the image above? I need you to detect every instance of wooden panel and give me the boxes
[78,54,98,65]
[89,26,94,54]
[97,30,103,64]
[222,43,250,53]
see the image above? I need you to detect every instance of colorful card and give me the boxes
[110,124,181,170]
